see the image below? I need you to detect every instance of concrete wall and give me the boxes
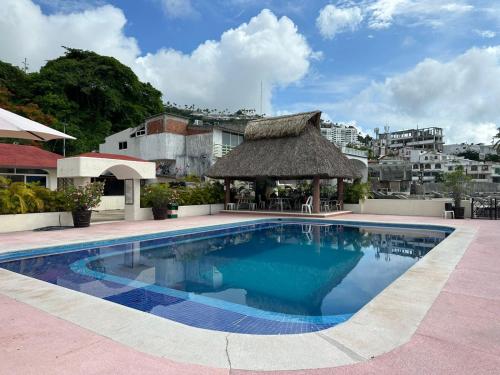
[0,212,73,233]
[344,199,471,218]
[135,204,224,221]
[100,131,186,162]
[96,196,125,211]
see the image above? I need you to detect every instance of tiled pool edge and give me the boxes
[0,218,476,371]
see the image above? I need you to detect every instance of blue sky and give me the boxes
[2,0,500,143]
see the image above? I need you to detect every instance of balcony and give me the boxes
[213,143,234,158]
[341,146,368,158]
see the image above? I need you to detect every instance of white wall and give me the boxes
[96,196,125,211]
[100,131,186,162]
[135,204,224,221]
[0,212,73,233]
[345,199,471,218]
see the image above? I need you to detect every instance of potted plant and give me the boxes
[142,183,174,220]
[444,167,471,219]
[62,182,105,227]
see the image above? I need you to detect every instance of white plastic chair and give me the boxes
[301,196,313,214]
[443,203,454,219]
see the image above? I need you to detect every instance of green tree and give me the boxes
[457,150,480,161]
[444,167,471,210]
[29,48,163,154]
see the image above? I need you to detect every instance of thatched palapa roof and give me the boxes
[208,111,357,180]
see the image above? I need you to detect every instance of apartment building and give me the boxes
[320,123,359,147]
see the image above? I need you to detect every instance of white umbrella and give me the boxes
[0,107,76,141]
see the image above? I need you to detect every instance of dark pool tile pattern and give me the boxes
[105,287,334,334]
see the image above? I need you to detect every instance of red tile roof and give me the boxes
[0,143,62,169]
[77,152,147,162]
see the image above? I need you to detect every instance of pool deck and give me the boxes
[0,213,499,374]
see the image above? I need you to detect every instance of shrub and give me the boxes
[141,183,179,208]
[141,181,224,207]
[60,182,105,212]
[344,182,372,204]
[0,177,65,214]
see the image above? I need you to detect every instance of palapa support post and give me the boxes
[224,178,231,209]
[313,176,321,214]
[338,177,344,210]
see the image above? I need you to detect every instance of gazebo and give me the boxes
[207,111,358,213]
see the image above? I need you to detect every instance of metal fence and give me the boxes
[471,197,499,219]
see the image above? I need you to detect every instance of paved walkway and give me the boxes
[0,214,499,374]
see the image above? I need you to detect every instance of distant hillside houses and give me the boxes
[443,143,497,159]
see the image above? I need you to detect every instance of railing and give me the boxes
[213,143,234,158]
[471,197,499,219]
[341,146,368,157]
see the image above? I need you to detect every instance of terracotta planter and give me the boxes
[72,210,92,228]
[152,207,168,220]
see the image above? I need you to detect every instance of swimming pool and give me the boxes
[0,219,451,334]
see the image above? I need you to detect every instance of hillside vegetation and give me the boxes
[0,48,163,155]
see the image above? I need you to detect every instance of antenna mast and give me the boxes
[260,80,263,115]
[21,58,29,73]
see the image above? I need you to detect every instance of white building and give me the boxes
[0,143,60,190]
[99,113,245,178]
[320,123,359,147]
[408,150,500,183]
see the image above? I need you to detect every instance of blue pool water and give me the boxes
[0,220,451,334]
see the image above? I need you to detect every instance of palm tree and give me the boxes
[494,127,500,152]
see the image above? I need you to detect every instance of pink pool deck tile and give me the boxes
[0,293,228,375]
[1,213,499,374]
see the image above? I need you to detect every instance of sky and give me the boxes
[1,0,500,144]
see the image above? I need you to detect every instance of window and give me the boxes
[119,141,128,150]
[26,176,47,186]
[481,165,489,171]
[424,156,428,160]
[435,163,441,169]
[135,126,146,137]
[448,166,453,171]
[471,165,478,171]
[413,164,419,169]
[434,156,438,160]
[222,132,243,147]
[425,164,431,169]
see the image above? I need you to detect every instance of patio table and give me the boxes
[268,197,292,211]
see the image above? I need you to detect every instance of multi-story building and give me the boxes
[99,113,245,178]
[320,123,359,147]
[373,127,444,157]
[409,150,447,183]
[407,150,500,183]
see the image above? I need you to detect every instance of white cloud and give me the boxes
[474,29,496,39]
[0,0,140,70]
[0,1,316,114]
[161,0,198,19]
[316,4,363,39]
[327,46,500,143]
[365,0,473,29]
[316,1,475,38]
[135,9,314,113]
